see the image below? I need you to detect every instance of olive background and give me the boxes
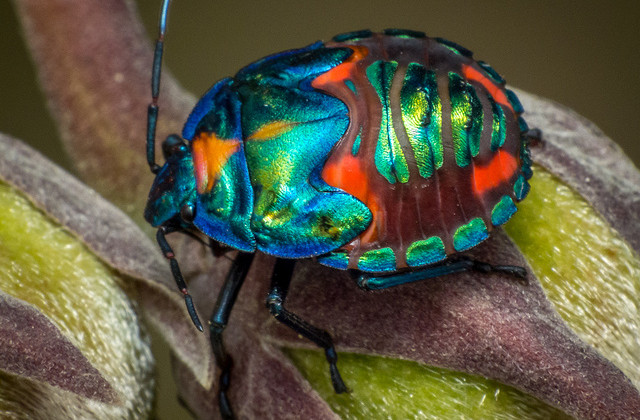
[1,1,639,171]
[1,1,639,419]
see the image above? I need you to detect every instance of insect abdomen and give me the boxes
[315,31,531,272]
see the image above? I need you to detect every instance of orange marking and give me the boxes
[191,132,241,194]
[312,46,368,88]
[462,64,513,112]
[247,120,293,141]
[473,150,518,196]
[321,153,381,245]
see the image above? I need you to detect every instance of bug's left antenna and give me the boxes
[146,0,172,174]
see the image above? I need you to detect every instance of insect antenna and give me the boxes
[146,0,173,174]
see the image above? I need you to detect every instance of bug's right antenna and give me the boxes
[146,0,172,174]
[146,0,204,332]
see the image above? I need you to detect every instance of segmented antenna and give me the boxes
[146,0,172,174]
[147,1,204,332]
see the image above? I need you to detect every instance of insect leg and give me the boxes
[156,225,203,331]
[356,256,527,290]
[266,259,348,394]
[210,252,255,420]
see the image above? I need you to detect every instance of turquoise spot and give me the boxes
[345,79,357,95]
[514,174,530,201]
[406,237,446,267]
[520,141,533,180]
[434,38,473,57]
[358,248,397,272]
[453,218,489,252]
[478,61,505,84]
[317,251,350,270]
[506,89,524,114]
[518,116,529,133]
[491,196,517,226]
[383,28,426,39]
[332,30,373,43]
[352,130,362,155]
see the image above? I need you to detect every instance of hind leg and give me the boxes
[355,256,527,290]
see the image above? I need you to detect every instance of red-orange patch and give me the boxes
[472,150,518,196]
[247,120,293,141]
[462,64,513,113]
[192,132,241,194]
[322,152,382,245]
[312,46,368,88]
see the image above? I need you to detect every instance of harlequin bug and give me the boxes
[145,1,539,418]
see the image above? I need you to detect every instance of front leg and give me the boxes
[209,252,255,419]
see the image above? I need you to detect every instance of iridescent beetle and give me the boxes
[145,1,537,418]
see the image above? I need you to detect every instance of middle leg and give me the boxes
[266,258,348,393]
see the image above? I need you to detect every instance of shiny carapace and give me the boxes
[146,29,532,273]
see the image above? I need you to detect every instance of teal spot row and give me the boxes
[506,89,524,114]
[520,141,533,180]
[358,248,397,272]
[383,28,426,39]
[514,174,530,201]
[434,37,473,58]
[317,251,350,270]
[491,196,517,226]
[477,61,505,84]
[406,237,447,267]
[518,116,529,133]
[332,30,373,43]
[453,217,489,252]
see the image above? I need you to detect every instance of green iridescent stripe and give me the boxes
[453,217,489,252]
[406,236,446,267]
[366,60,410,184]
[358,247,397,272]
[491,195,517,226]
[488,95,506,151]
[448,72,484,168]
[400,63,443,178]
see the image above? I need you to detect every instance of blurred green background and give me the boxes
[1,1,639,170]
[1,1,638,419]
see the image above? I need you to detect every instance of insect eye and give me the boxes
[180,203,195,224]
[162,134,187,160]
